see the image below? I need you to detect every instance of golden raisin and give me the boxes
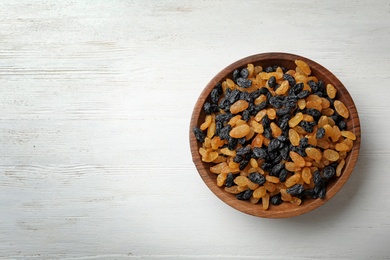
[302,167,312,184]
[289,129,300,146]
[285,173,301,188]
[253,186,267,199]
[336,159,346,177]
[230,100,249,114]
[305,147,322,161]
[290,151,306,167]
[326,84,337,99]
[275,80,290,95]
[341,130,356,140]
[270,122,282,137]
[323,149,340,161]
[295,60,311,75]
[289,112,304,128]
[234,176,249,186]
[230,124,250,138]
[334,100,349,118]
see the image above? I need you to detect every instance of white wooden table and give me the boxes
[1,1,389,259]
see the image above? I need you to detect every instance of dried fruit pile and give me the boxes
[193,60,356,210]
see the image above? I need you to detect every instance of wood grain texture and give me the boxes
[1,0,390,259]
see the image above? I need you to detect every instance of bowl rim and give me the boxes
[189,52,361,218]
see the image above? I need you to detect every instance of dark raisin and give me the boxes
[225,173,234,188]
[261,162,273,171]
[287,184,304,196]
[269,96,283,109]
[279,169,288,182]
[215,121,223,136]
[277,135,288,143]
[237,78,252,88]
[233,69,240,82]
[308,80,318,93]
[297,90,311,99]
[215,82,222,95]
[263,128,272,139]
[272,154,283,164]
[302,188,314,198]
[300,121,314,133]
[240,68,249,79]
[337,120,347,130]
[248,172,266,185]
[280,145,289,160]
[219,125,232,140]
[203,102,212,114]
[270,163,284,176]
[318,185,326,199]
[252,147,267,159]
[242,110,250,121]
[314,91,323,97]
[289,83,304,95]
[259,87,269,95]
[261,115,271,128]
[299,137,309,148]
[270,193,283,205]
[268,139,281,152]
[276,107,290,117]
[227,137,238,150]
[265,66,274,72]
[227,89,240,104]
[239,160,249,170]
[236,145,251,156]
[268,76,276,89]
[317,80,325,93]
[283,74,296,86]
[316,128,325,139]
[233,155,242,163]
[306,108,321,120]
[215,113,232,125]
[313,170,324,186]
[210,88,219,104]
[322,166,336,180]
[278,115,290,131]
[238,137,246,145]
[296,147,307,157]
[239,91,251,102]
[236,189,253,200]
[193,127,205,143]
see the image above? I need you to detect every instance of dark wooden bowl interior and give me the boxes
[190,53,361,218]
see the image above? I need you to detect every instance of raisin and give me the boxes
[300,120,315,133]
[265,66,274,72]
[289,83,304,95]
[297,90,310,99]
[236,146,251,156]
[306,108,321,119]
[227,89,240,104]
[242,110,250,121]
[308,80,318,93]
[252,147,266,159]
[316,128,325,139]
[276,107,290,117]
[268,76,276,89]
[216,113,233,125]
[317,185,327,199]
[193,127,205,143]
[240,68,249,78]
[215,121,223,136]
[268,139,281,152]
[236,189,253,200]
[210,88,219,104]
[219,125,232,140]
[227,137,238,150]
[261,115,271,129]
[334,100,349,118]
[270,193,283,205]
[283,74,296,87]
[323,166,336,180]
[225,173,235,188]
[203,102,212,114]
[269,96,283,109]
[303,188,315,198]
[261,162,273,171]
[248,172,266,185]
[299,137,309,148]
[280,145,289,160]
[337,120,347,130]
[270,163,284,176]
[279,169,288,182]
[287,184,304,196]
[237,78,252,88]
[233,155,242,163]
[313,170,324,186]
[233,69,240,82]
[239,160,249,170]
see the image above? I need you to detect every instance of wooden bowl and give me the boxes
[189,52,361,218]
